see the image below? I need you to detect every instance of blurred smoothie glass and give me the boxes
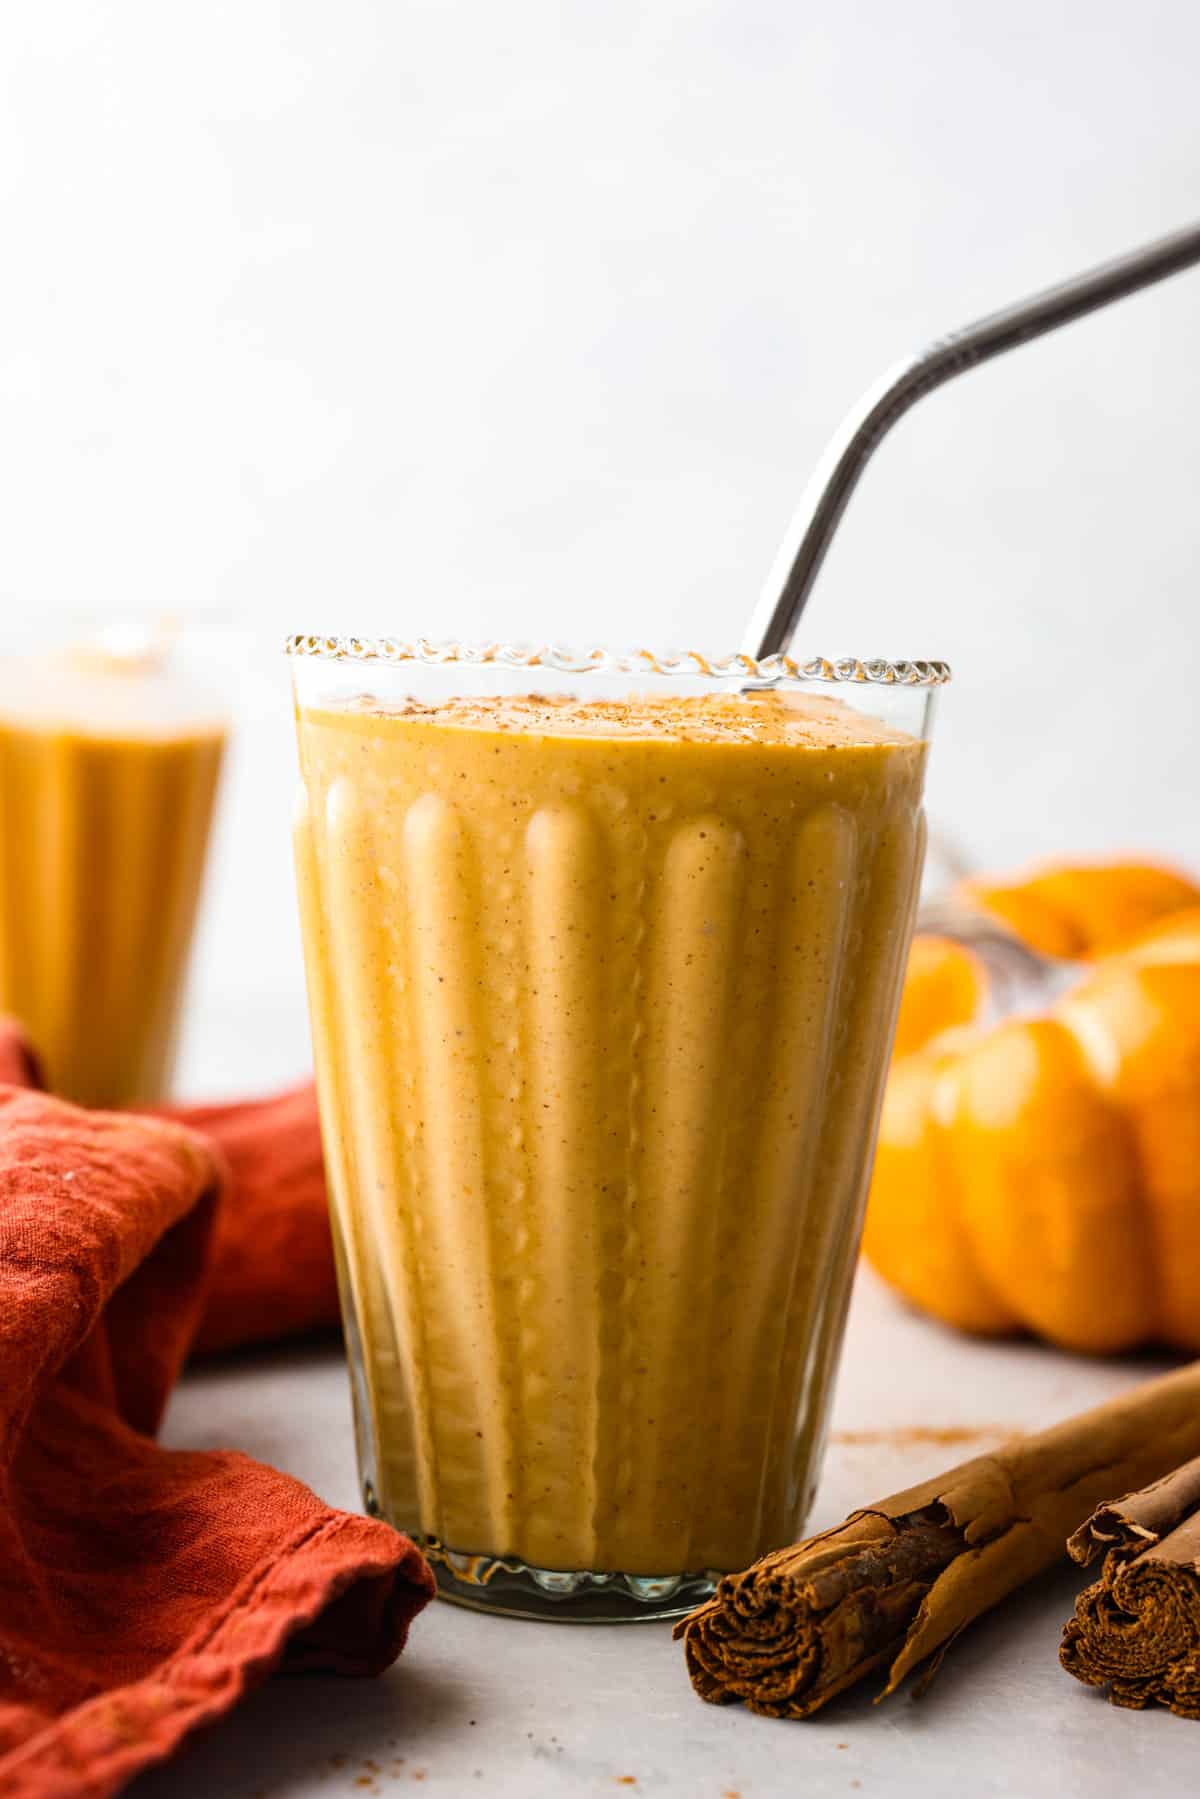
[289,636,946,1620]
[0,619,227,1108]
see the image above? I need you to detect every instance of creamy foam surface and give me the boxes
[0,649,225,739]
[337,687,916,748]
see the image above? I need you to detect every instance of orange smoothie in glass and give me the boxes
[290,643,941,1618]
[0,644,226,1108]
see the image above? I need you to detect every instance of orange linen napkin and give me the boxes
[0,1024,41,1090]
[158,1084,341,1356]
[0,1075,433,1799]
[0,1018,343,1357]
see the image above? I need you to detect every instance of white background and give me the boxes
[2,0,1198,1094]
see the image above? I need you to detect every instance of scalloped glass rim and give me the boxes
[284,636,950,687]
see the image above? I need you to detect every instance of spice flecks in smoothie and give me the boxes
[335,687,914,748]
[294,687,927,1575]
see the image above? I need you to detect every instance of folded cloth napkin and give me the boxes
[157,1085,341,1356]
[0,1026,41,1090]
[0,1069,433,1798]
[0,1019,343,1357]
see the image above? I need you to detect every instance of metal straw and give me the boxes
[746,219,1200,659]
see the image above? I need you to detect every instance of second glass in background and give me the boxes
[0,621,227,1108]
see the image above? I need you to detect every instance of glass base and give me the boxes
[420,1536,719,1623]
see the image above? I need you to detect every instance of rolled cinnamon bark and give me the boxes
[678,1360,1200,1718]
[1060,1455,1200,1716]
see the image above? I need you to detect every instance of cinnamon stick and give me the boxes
[677,1360,1200,1718]
[1060,1455,1200,1716]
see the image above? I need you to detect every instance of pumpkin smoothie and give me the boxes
[293,681,928,1606]
[0,646,225,1108]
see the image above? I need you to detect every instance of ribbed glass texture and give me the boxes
[290,644,941,1618]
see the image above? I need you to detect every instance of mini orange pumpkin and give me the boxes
[863,873,1200,1355]
[891,935,986,1060]
[958,858,1200,961]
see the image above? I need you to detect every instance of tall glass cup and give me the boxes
[0,623,226,1109]
[288,639,946,1620]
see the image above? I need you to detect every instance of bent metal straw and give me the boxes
[747,218,1200,659]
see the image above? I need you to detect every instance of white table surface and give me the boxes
[132,1265,1195,1799]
